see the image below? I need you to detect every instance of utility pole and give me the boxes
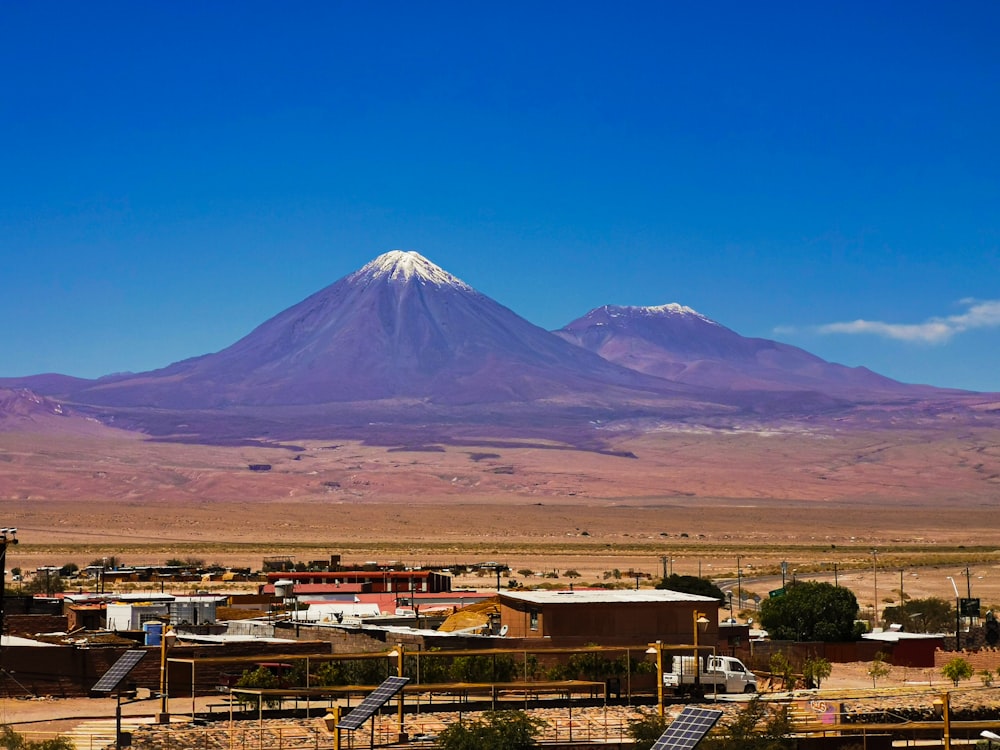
[736,555,742,611]
[0,528,19,651]
[872,549,878,629]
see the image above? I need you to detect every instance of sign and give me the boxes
[769,588,785,599]
[960,597,980,617]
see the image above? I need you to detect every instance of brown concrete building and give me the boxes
[498,589,721,647]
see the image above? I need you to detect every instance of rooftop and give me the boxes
[499,589,720,605]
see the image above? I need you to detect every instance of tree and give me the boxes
[760,581,862,641]
[941,657,974,686]
[234,666,282,708]
[21,573,65,596]
[802,656,832,689]
[882,597,955,633]
[435,710,543,750]
[656,574,725,603]
[769,652,795,691]
[867,653,892,687]
[57,563,78,578]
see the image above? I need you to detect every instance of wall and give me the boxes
[4,614,68,637]
[934,647,1000,672]
[0,640,330,698]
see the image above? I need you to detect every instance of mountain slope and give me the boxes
[554,304,936,397]
[62,252,707,409]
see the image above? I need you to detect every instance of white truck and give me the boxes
[662,655,757,695]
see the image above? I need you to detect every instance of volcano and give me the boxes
[55,252,704,410]
[554,304,937,398]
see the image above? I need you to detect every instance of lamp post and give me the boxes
[0,528,18,653]
[872,549,878,629]
[645,641,664,717]
[693,610,709,693]
[156,625,177,723]
[947,576,960,650]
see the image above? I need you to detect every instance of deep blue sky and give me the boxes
[2,3,998,390]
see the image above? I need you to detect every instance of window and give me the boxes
[529,609,539,631]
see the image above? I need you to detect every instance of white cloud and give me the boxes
[814,299,1000,344]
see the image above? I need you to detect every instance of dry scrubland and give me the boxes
[3,426,1000,610]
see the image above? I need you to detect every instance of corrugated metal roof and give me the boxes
[499,589,719,605]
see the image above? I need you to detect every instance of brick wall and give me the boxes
[5,614,68,636]
[934,647,1000,672]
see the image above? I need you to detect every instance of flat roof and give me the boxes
[499,589,719,605]
[863,631,946,642]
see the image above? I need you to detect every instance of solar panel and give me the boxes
[92,649,147,693]
[337,676,410,730]
[650,705,723,750]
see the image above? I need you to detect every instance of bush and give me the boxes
[941,657,974,686]
[802,656,832,689]
[435,710,544,749]
[867,653,892,687]
[702,696,794,750]
[1,725,74,750]
[656,574,725,603]
[627,712,670,750]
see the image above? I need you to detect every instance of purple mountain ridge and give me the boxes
[37,252,709,410]
[3,251,992,443]
[553,304,938,398]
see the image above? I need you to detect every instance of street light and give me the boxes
[645,640,664,717]
[693,611,710,691]
[947,576,961,650]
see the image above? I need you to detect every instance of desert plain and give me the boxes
[3,420,1000,612]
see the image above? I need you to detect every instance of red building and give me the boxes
[263,569,451,594]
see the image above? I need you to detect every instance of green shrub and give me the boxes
[941,657,974,686]
[1,725,75,750]
[435,710,543,749]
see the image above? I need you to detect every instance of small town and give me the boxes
[2,537,999,750]
[3,3,998,750]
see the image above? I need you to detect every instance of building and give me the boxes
[263,569,452,594]
[498,589,721,646]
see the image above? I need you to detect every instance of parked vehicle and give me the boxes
[663,655,757,695]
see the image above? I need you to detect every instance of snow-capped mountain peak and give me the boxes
[350,250,473,290]
[604,303,718,325]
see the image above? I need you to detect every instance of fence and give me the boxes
[18,710,637,750]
